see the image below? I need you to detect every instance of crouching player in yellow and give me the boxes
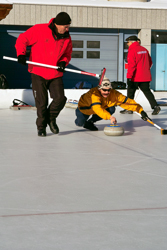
[75,78,149,131]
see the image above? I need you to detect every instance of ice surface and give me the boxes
[0,104,167,250]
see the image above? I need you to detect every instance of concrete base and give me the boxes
[0,89,155,110]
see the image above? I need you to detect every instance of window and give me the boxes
[72,40,83,48]
[87,41,100,59]
[87,51,100,59]
[72,51,83,58]
[124,42,129,50]
[124,52,128,62]
[151,31,167,44]
[87,41,100,48]
[71,39,100,59]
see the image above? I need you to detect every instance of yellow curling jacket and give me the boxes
[78,87,144,120]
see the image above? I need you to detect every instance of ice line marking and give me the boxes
[1,207,167,218]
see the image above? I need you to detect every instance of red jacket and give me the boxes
[127,42,152,82]
[15,18,72,80]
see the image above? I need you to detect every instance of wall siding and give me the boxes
[1,4,167,31]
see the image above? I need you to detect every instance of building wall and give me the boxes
[1,4,166,52]
[0,3,166,89]
[1,4,167,30]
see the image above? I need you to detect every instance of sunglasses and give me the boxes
[101,88,111,92]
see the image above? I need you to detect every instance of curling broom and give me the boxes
[3,56,106,80]
[135,112,167,135]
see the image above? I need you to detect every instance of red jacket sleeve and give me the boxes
[15,25,38,56]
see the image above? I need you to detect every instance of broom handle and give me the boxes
[135,112,162,130]
[3,56,100,78]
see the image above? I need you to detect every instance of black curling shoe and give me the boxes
[152,106,161,115]
[84,121,98,131]
[49,121,59,134]
[38,129,46,137]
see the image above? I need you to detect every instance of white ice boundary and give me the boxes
[0,89,151,109]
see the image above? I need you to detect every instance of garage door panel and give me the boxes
[64,34,118,86]
[63,33,118,88]
[100,51,118,60]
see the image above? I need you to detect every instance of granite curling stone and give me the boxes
[104,124,124,136]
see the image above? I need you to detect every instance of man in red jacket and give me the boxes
[15,12,73,137]
[120,35,160,115]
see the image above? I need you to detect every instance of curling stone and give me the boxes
[104,124,124,136]
[65,99,78,109]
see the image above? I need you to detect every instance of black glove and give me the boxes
[141,111,150,121]
[57,61,66,72]
[18,55,26,65]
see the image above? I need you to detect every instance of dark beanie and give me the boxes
[126,35,138,42]
[54,12,71,25]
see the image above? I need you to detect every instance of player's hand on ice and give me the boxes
[57,61,66,72]
[110,116,117,125]
[18,55,26,65]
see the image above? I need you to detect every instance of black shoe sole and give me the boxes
[49,124,59,134]
[152,108,161,115]
[83,122,98,131]
[38,131,46,137]
[50,128,59,134]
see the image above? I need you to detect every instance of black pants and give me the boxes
[127,81,157,109]
[75,106,116,126]
[31,74,67,130]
